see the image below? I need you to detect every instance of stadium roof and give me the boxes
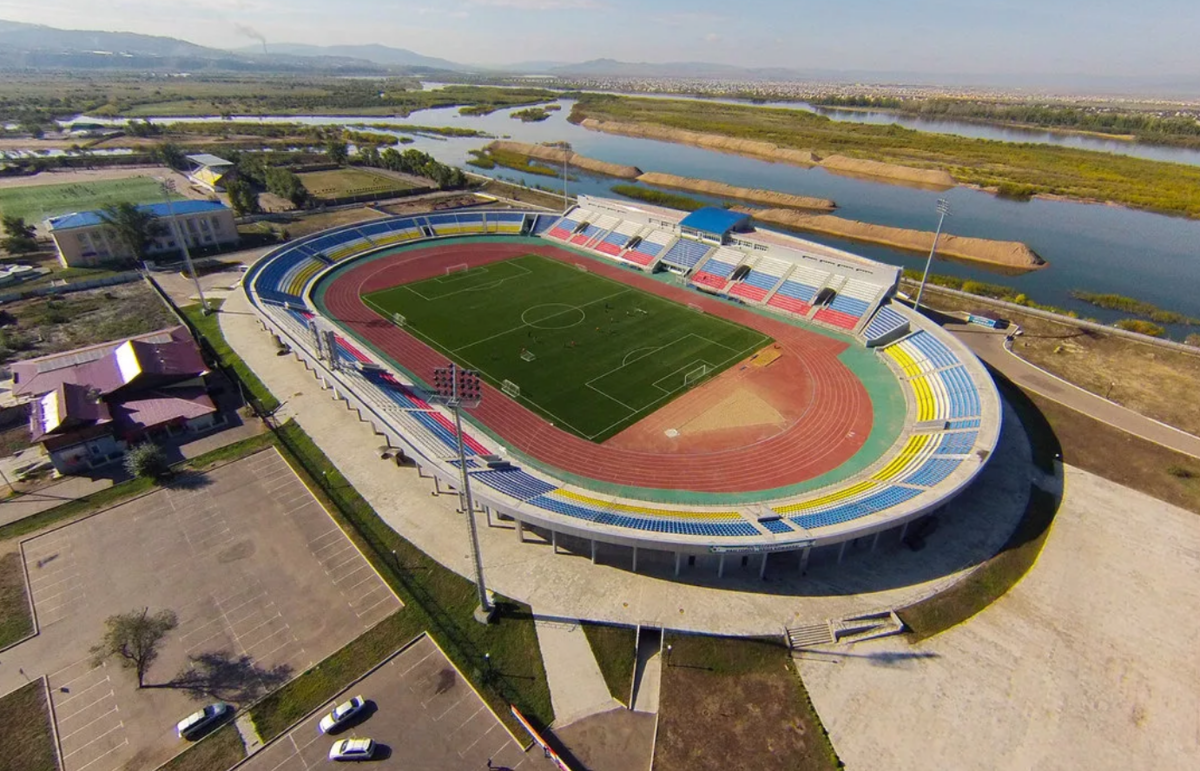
[186,153,233,168]
[48,200,229,231]
[679,207,751,236]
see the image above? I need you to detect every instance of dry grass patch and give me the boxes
[0,551,33,648]
[0,680,57,771]
[655,634,839,771]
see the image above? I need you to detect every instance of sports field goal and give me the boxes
[688,303,705,314]
[575,263,588,272]
[502,380,521,398]
[445,263,469,276]
[520,350,537,362]
[392,312,407,327]
[683,363,710,386]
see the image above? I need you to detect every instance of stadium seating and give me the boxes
[728,255,789,303]
[659,238,712,271]
[471,468,558,501]
[689,247,743,292]
[861,305,910,346]
[787,486,924,530]
[622,229,674,267]
[901,457,963,487]
[529,490,759,537]
[814,278,880,330]
[766,263,829,316]
[546,214,580,241]
[934,430,978,455]
[574,214,618,247]
[870,434,937,483]
[532,214,558,235]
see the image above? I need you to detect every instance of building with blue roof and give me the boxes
[47,200,237,268]
[679,207,752,245]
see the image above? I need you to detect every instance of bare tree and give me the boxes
[90,607,178,687]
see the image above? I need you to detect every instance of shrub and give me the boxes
[124,442,170,480]
[1186,333,1200,348]
[1167,464,1195,479]
[1113,319,1166,337]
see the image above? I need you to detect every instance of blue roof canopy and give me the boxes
[49,200,229,231]
[679,207,751,237]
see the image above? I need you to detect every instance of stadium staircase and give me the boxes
[785,611,905,651]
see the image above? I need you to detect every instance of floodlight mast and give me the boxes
[433,363,493,623]
[160,179,209,314]
[914,198,951,313]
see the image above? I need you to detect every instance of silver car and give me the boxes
[318,696,366,734]
[329,737,376,761]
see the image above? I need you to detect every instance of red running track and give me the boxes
[320,242,875,494]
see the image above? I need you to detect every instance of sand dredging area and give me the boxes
[486,140,642,178]
[742,208,1046,270]
[635,172,835,211]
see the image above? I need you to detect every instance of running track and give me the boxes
[319,242,876,493]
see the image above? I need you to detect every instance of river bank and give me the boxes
[569,95,1200,219]
[634,172,835,210]
[485,140,641,178]
[743,207,1046,271]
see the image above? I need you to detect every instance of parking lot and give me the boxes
[16,449,400,771]
[243,635,530,771]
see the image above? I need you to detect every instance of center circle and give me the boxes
[522,303,586,329]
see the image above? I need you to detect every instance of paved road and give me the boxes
[949,323,1200,459]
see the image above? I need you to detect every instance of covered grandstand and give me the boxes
[242,197,1002,579]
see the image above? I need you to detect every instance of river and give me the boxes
[72,101,1200,338]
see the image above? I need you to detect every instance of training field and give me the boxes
[362,254,772,441]
[297,167,417,201]
[0,175,183,221]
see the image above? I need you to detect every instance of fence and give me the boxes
[0,270,141,304]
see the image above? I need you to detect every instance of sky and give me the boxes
[0,0,1198,77]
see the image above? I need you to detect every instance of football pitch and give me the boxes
[0,176,185,221]
[362,254,772,442]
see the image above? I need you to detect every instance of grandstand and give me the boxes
[242,196,1001,579]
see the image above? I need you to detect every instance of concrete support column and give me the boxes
[591,540,597,564]
[674,552,682,577]
[799,546,811,573]
[899,521,910,542]
[632,546,638,573]
[717,554,726,578]
[872,531,881,551]
[432,476,442,496]
[759,552,769,580]
[516,520,524,543]
[837,541,847,564]
[552,530,558,554]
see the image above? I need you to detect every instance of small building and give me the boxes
[46,200,238,268]
[10,326,220,475]
[677,207,752,246]
[185,153,237,193]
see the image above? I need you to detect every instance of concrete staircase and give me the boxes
[786,610,905,650]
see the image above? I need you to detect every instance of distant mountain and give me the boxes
[549,58,758,79]
[234,42,465,71]
[0,19,391,73]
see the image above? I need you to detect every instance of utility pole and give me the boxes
[914,198,951,313]
[160,179,209,314]
[432,364,493,623]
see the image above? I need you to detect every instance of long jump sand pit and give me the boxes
[604,343,813,455]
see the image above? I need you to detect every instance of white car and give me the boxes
[318,696,366,734]
[329,737,376,761]
[175,702,230,740]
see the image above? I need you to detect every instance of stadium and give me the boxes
[243,195,1001,578]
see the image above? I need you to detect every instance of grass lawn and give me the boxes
[362,255,771,441]
[0,176,184,221]
[0,681,57,771]
[297,168,415,201]
[184,301,281,414]
[655,634,840,771]
[250,613,419,740]
[580,622,637,705]
[0,551,34,648]
[157,723,245,771]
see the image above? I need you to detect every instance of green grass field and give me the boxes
[297,168,416,200]
[0,176,183,222]
[362,255,772,442]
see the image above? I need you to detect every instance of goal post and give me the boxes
[575,263,588,272]
[688,303,705,314]
[520,350,536,362]
[445,263,469,276]
[502,380,521,398]
[683,363,710,387]
[392,312,406,327]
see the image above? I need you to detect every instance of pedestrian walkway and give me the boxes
[534,617,621,727]
[0,475,111,528]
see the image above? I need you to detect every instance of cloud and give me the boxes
[468,0,600,9]
[705,32,721,43]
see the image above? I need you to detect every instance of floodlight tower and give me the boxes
[432,363,493,623]
[160,179,209,314]
[559,141,573,213]
[914,198,951,313]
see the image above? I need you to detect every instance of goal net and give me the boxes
[520,350,537,362]
[575,263,588,272]
[392,312,407,327]
[683,364,709,386]
[688,303,705,314]
[445,263,469,276]
[502,380,521,398]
